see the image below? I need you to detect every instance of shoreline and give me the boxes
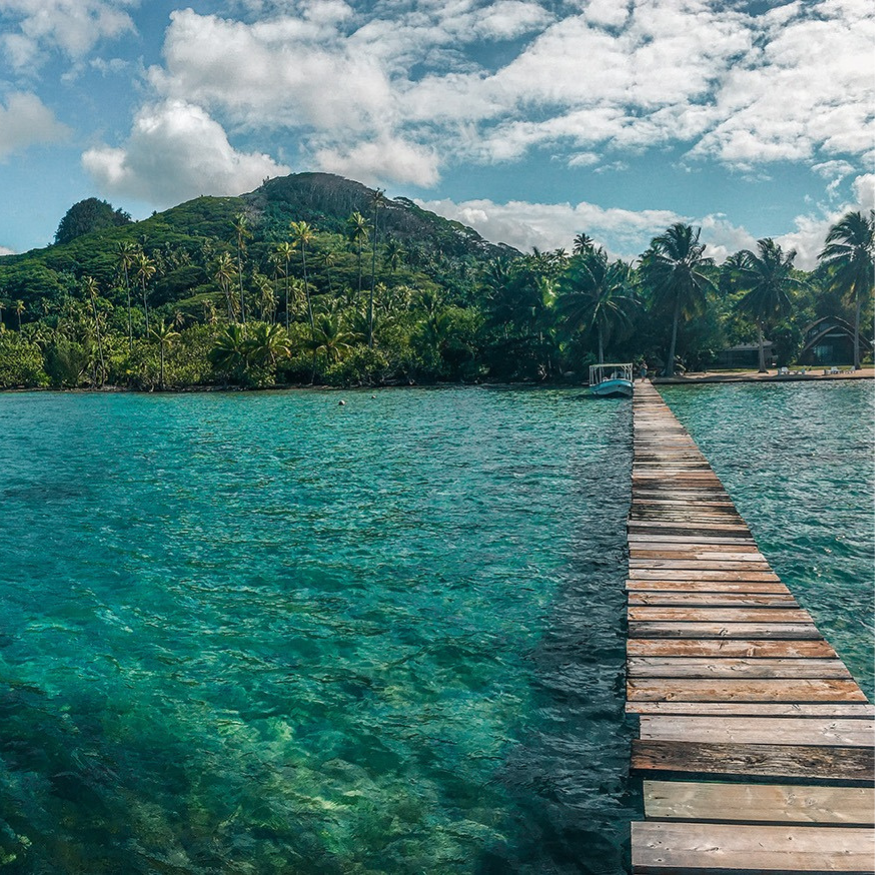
[652,367,874,384]
[0,368,872,394]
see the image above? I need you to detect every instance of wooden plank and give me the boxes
[627,657,851,679]
[628,607,813,623]
[627,580,792,593]
[631,822,875,871]
[627,678,867,702]
[629,551,766,562]
[628,535,758,546]
[643,781,875,825]
[639,715,874,746]
[628,592,800,607]
[626,639,839,659]
[631,740,875,781]
[628,560,775,572]
[628,570,781,581]
[630,544,761,555]
[626,701,875,717]
[629,622,823,639]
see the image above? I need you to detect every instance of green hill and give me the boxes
[0,173,516,319]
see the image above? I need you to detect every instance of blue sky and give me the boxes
[0,0,872,267]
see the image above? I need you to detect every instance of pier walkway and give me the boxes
[627,381,875,873]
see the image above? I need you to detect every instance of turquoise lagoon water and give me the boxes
[0,389,635,874]
[661,381,875,701]
[0,382,871,874]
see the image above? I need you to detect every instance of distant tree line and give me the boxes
[0,193,871,390]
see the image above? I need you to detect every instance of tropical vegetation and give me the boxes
[0,174,871,390]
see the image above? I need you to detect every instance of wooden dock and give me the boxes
[627,381,875,874]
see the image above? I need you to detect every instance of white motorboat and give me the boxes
[589,363,634,398]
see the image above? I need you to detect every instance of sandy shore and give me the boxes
[652,367,874,384]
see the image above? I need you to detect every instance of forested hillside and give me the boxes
[0,173,871,389]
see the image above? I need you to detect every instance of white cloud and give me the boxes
[136,0,872,190]
[583,0,631,28]
[150,9,394,133]
[688,2,875,167]
[0,245,15,256]
[417,196,685,258]
[82,100,290,205]
[417,191,870,270]
[314,137,440,187]
[0,0,138,68]
[852,174,875,210]
[0,92,69,158]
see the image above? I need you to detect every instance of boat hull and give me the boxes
[590,378,633,398]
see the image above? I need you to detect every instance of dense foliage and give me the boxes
[54,198,132,246]
[0,175,872,390]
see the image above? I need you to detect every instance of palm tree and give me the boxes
[14,300,24,332]
[384,237,405,275]
[214,252,236,321]
[116,241,137,350]
[556,248,637,363]
[83,276,106,387]
[347,211,369,301]
[289,221,316,332]
[819,210,874,370]
[253,272,277,323]
[316,248,338,297]
[233,213,252,323]
[202,299,217,325]
[150,319,180,389]
[309,312,353,364]
[248,322,291,372]
[734,239,801,372]
[210,323,250,380]
[369,190,385,348]
[275,241,295,330]
[640,223,715,376]
[573,233,595,256]
[136,253,157,333]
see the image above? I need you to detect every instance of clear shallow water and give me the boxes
[1,383,870,875]
[661,381,875,700]
[0,389,636,875]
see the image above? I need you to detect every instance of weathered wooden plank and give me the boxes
[630,551,766,563]
[626,678,867,702]
[627,521,752,533]
[628,592,799,607]
[628,532,757,550]
[638,715,874,746]
[629,621,823,639]
[626,701,875,717]
[629,570,782,581]
[628,607,813,623]
[626,639,839,659]
[631,822,875,871]
[627,535,757,545]
[627,580,792,593]
[630,544,761,555]
[631,740,875,781]
[643,781,875,825]
[628,560,774,572]
[627,657,851,679]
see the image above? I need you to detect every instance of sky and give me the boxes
[0,0,872,268]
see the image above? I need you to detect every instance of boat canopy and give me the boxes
[588,363,633,386]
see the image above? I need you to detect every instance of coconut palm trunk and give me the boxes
[853,292,862,370]
[666,296,681,376]
[757,322,767,372]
